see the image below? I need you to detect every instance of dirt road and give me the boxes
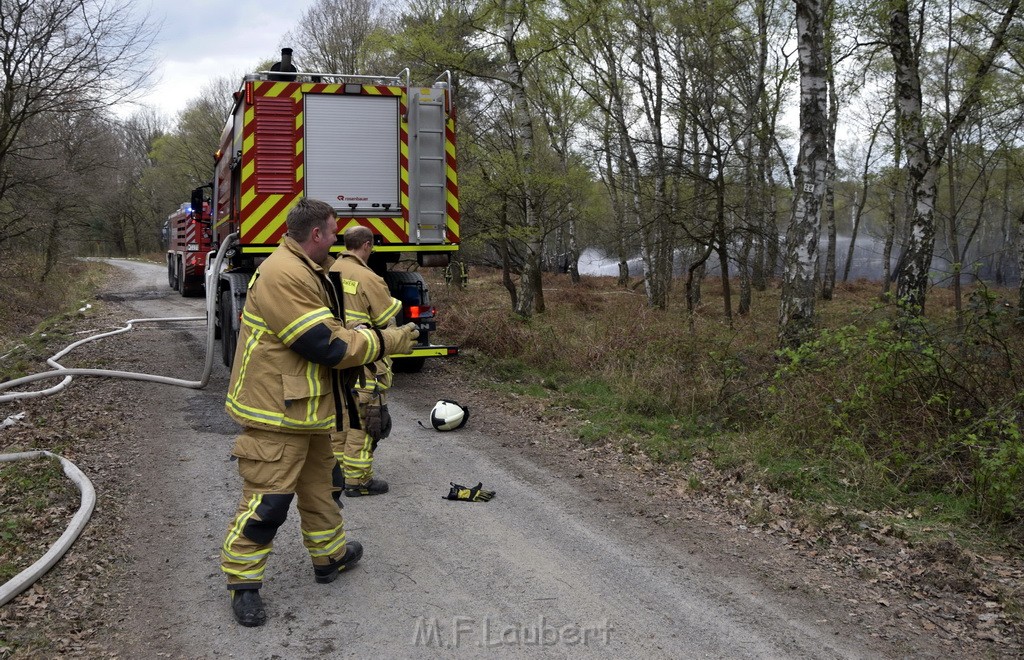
[6,259,957,658]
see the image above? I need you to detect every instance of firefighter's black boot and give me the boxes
[343,477,389,497]
[314,541,364,584]
[231,588,267,627]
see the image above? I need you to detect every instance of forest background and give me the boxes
[2,0,1024,547]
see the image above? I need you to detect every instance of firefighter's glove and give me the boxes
[445,482,495,502]
[364,404,391,446]
[381,322,419,356]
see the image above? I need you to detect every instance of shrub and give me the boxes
[767,290,1024,521]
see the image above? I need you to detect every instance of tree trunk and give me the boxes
[568,217,580,285]
[1018,210,1024,319]
[499,202,518,310]
[890,0,1020,312]
[686,244,714,316]
[715,177,733,324]
[843,114,881,282]
[779,0,828,347]
[820,0,838,301]
[504,5,541,318]
[996,164,1011,285]
[889,3,935,311]
[752,0,770,293]
[632,0,672,310]
[881,187,896,297]
[601,122,630,288]
[738,231,752,316]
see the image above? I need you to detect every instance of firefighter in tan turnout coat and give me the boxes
[220,198,419,627]
[330,226,403,496]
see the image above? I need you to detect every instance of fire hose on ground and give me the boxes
[0,234,238,607]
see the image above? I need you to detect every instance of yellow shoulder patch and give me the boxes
[343,278,359,295]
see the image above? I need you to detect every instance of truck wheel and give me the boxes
[220,289,237,368]
[168,257,177,290]
[213,303,222,339]
[178,259,187,296]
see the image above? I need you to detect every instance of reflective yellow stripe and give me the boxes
[222,546,271,562]
[224,494,261,553]
[304,360,319,424]
[279,307,333,345]
[356,328,379,363]
[318,535,346,557]
[230,327,263,403]
[302,523,345,542]
[370,298,402,327]
[226,396,335,430]
[345,309,371,325]
[222,565,264,580]
[242,310,272,333]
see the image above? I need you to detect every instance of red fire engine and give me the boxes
[207,48,460,372]
[166,195,213,297]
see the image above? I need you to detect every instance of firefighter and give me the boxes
[220,198,419,627]
[330,226,403,496]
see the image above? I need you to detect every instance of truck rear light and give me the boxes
[406,305,434,319]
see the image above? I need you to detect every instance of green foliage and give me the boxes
[960,393,1024,522]
[767,289,1024,522]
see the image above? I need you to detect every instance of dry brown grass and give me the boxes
[0,255,112,353]
[427,265,1024,527]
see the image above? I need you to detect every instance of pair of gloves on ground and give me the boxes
[445,482,495,502]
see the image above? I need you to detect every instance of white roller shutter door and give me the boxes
[304,94,400,213]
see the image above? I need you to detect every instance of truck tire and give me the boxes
[220,289,237,368]
[213,296,222,340]
[168,256,177,290]
[219,273,248,369]
[178,259,186,296]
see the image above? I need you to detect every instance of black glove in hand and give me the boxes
[445,482,495,502]
[364,404,391,450]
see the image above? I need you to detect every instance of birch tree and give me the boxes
[779,0,828,346]
[889,0,1020,312]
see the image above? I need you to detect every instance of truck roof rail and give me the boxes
[249,70,412,86]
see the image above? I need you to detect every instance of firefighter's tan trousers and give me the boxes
[221,429,347,590]
[332,393,378,486]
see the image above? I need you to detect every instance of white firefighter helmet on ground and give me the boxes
[429,400,469,431]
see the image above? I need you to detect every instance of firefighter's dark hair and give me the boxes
[343,225,373,251]
[287,198,335,241]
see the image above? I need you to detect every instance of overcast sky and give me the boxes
[121,0,319,120]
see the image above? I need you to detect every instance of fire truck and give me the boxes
[207,49,460,372]
[166,196,213,297]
